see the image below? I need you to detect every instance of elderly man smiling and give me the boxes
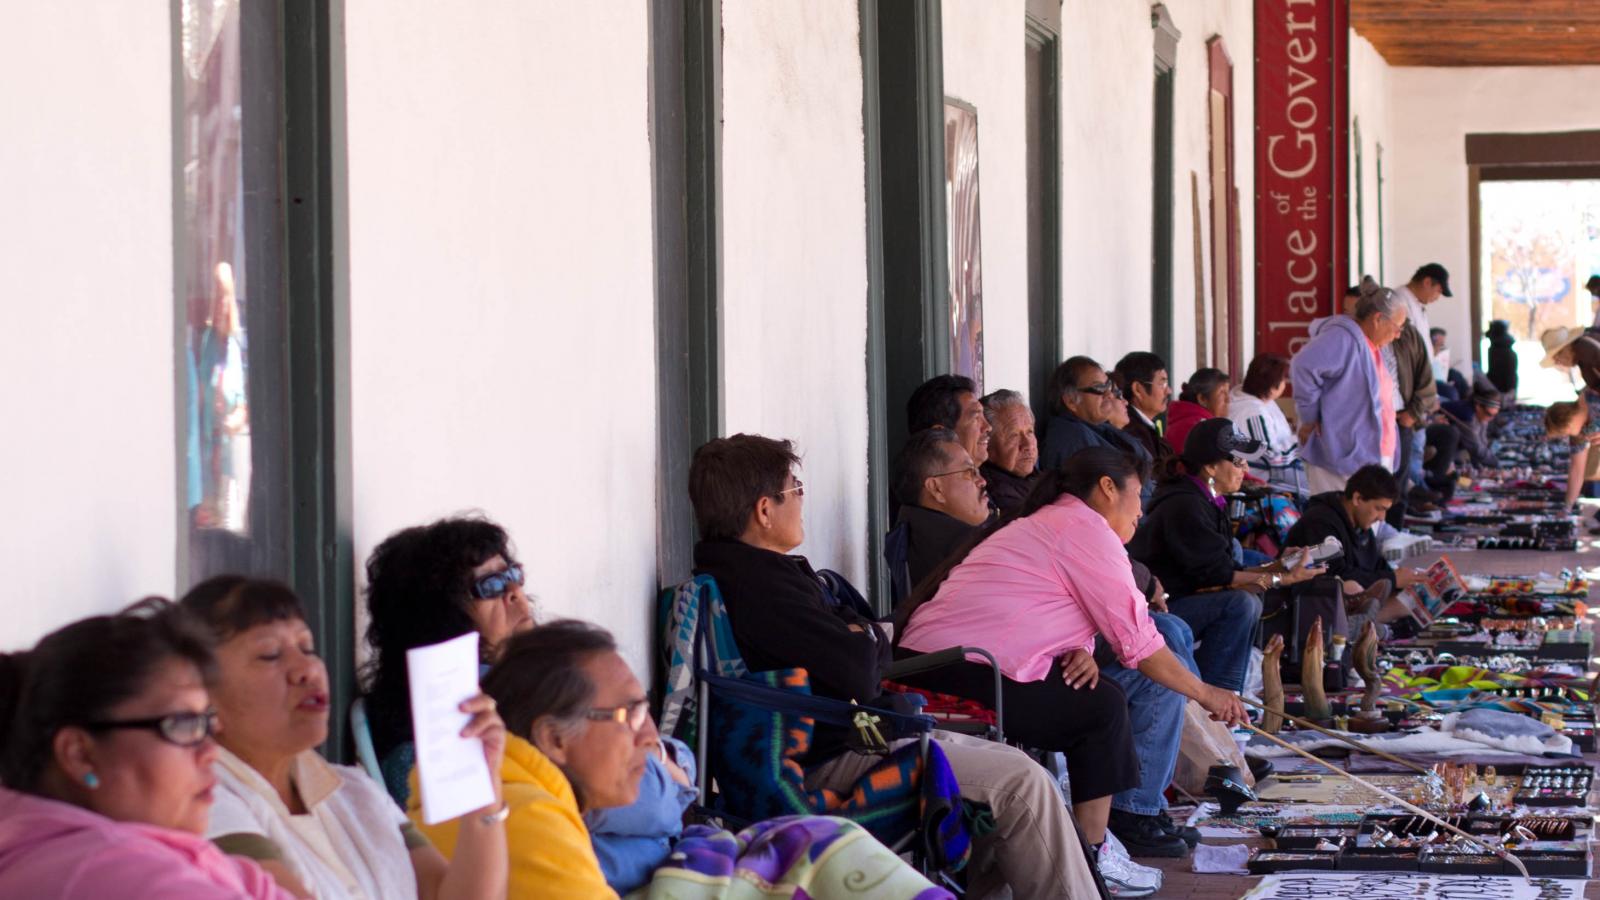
[978,389,1039,514]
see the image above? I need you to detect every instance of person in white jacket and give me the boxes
[1229,353,1308,501]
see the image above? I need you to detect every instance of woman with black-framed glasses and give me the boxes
[0,599,294,899]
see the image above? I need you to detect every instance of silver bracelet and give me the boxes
[478,801,510,825]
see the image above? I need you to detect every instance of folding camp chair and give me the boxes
[657,575,977,874]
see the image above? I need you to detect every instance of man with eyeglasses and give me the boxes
[890,427,992,589]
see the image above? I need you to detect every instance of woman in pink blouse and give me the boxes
[897,447,1246,862]
[0,600,291,900]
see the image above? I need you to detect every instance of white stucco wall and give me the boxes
[1060,0,1253,381]
[1060,0,1154,370]
[941,0,1029,399]
[343,1,658,668]
[719,0,871,583]
[1168,0,1256,383]
[0,1,176,648]
[1348,32,1394,286]
[1389,65,1600,375]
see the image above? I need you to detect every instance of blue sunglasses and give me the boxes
[471,564,525,600]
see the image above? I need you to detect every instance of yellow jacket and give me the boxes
[409,735,618,899]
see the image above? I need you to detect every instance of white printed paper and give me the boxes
[1245,872,1584,900]
[407,632,495,825]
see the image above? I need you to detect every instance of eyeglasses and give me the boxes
[585,699,652,733]
[471,564,525,600]
[83,710,219,748]
[775,478,804,499]
[1080,381,1123,399]
[930,465,983,483]
[1230,456,1249,468]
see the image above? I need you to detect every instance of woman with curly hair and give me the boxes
[360,515,532,804]
[360,516,698,894]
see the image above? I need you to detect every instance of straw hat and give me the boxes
[1540,325,1585,368]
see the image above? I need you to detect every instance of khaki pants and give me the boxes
[804,730,1101,900]
[1306,462,1348,494]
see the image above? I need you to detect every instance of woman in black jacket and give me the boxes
[1127,419,1323,690]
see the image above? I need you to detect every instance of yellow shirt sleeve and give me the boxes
[408,771,617,899]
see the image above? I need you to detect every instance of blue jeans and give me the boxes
[1166,589,1262,691]
[1103,612,1196,816]
[1404,426,1426,490]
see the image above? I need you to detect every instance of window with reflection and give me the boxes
[179,0,287,582]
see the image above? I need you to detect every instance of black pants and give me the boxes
[894,654,1140,803]
[1422,423,1459,499]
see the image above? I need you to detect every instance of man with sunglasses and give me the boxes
[1041,356,1155,505]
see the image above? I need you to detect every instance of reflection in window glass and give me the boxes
[181,0,252,536]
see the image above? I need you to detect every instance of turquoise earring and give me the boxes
[83,772,99,790]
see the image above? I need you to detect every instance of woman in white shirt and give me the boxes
[179,577,509,900]
[1229,353,1308,501]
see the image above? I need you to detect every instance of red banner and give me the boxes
[1254,0,1349,361]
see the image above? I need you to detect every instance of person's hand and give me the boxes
[1148,578,1169,614]
[459,693,507,804]
[1397,411,1417,428]
[1395,568,1426,589]
[1059,648,1100,690]
[1281,563,1326,586]
[846,623,865,633]
[1297,421,1319,445]
[656,743,692,787]
[1199,685,1248,727]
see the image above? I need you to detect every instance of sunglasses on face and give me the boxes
[471,564,525,600]
[585,698,652,733]
[1079,381,1121,398]
[83,710,219,748]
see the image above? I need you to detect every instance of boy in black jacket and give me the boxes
[1283,465,1424,629]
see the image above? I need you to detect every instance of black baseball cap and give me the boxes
[1182,418,1262,468]
[1413,262,1452,297]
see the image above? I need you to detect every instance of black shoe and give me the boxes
[1108,808,1191,858]
[1155,809,1201,848]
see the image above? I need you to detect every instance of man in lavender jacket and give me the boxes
[1290,278,1409,494]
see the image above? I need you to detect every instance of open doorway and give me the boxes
[1476,178,1600,404]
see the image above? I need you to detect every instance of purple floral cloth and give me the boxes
[633,815,951,900]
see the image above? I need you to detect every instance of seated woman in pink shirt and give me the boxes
[0,600,292,900]
[897,447,1247,863]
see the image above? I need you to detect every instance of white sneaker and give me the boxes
[1098,832,1162,897]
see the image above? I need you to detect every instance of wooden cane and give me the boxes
[1241,720,1530,880]
[1238,695,1433,777]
